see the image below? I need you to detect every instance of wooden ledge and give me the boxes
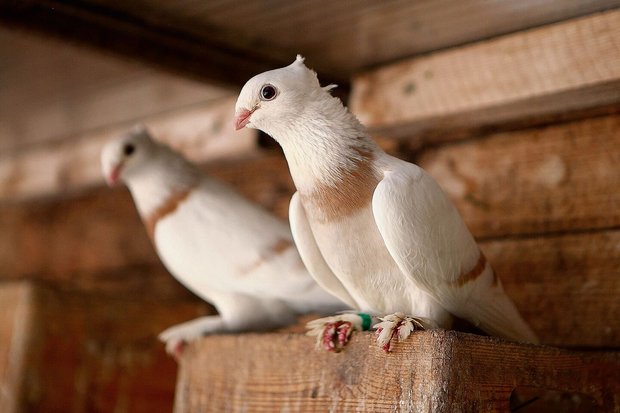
[175,330,619,412]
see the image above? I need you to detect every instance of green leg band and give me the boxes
[358,313,373,331]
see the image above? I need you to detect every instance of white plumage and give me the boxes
[234,56,538,351]
[101,126,349,356]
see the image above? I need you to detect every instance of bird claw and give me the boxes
[320,321,353,352]
[158,316,226,361]
[374,312,436,352]
[306,314,366,352]
[165,338,188,361]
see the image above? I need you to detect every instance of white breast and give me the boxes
[310,205,447,322]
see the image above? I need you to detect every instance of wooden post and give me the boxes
[0,283,37,413]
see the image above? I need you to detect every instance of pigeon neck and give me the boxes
[126,154,199,219]
[275,103,380,192]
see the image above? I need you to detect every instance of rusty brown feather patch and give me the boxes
[270,238,294,254]
[240,238,294,275]
[301,148,380,222]
[144,187,194,241]
[451,251,488,287]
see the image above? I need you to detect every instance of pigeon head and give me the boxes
[101,125,158,186]
[234,55,336,136]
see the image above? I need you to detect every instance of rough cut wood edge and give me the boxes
[350,10,620,141]
[418,114,620,239]
[175,331,620,413]
[0,96,257,202]
[0,282,36,413]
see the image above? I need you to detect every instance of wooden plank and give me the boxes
[0,97,257,202]
[2,0,618,82]
[0,282,36,413]
[482,229,620,348]
[176,331,620,412]
[351,10,620,141]
[418,115,620,238]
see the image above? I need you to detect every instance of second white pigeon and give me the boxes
[101,126,350,356]
[234,56,539,351]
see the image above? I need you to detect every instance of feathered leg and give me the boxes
[374,313,438,352]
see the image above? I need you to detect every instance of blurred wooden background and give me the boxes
[0,1,619,412]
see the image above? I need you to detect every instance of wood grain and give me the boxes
[0,283,36,413]
[0,96,257,202]
[418,115,620,239]
[481,229,620,348]
[175,331,620,413]
[351,10,620,141]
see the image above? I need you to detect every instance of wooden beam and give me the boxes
[2,0,617,84]
[0,0,279,87]
[176,331,620,412]
[351,10,620,143]
[418,114,620,239]
[0,96,257,202]
[0,0,348,87]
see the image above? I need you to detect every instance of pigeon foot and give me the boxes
[306,313,372,352]
[374,312,436,352]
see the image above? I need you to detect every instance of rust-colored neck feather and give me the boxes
[143,187,194,241]
[301,148,381,223]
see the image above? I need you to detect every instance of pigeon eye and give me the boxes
[123,143,135,156]
[260,84,278,101]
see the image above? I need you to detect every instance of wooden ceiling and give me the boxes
[2,0,618,87]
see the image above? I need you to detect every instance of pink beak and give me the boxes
[106,164,123,187]
[234,108,254,130]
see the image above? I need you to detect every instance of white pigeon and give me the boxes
[234,56,539,351]
[101,126,350,357]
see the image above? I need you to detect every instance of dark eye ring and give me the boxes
[260,84,278,101]
[123,143,135,156]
